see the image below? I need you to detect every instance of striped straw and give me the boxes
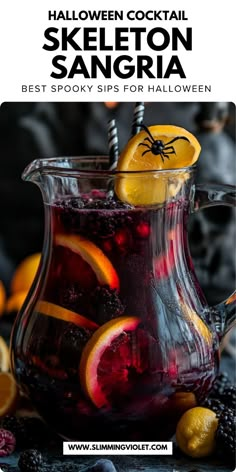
[131,102,145,137]
[107,118,119,170]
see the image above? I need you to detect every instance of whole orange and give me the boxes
[10,253,41,294]
[0,280,6,316]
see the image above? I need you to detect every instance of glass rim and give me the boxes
[23,156,196,180]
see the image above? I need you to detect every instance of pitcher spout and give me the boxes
[22,159,42,183]
[22,157,83,202]
[22,157,75,182]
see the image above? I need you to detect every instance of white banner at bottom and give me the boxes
[63,441,173,455]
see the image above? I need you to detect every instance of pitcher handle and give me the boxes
[192,183,236,340]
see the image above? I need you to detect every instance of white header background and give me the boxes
[0,0,235,103]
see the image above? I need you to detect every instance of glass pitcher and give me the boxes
[10,157,235,441]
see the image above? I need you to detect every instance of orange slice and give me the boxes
[55,234,119,290]
[171,392,197,411]
[0,372,19,416]
[0,280,6,316]
[115,125,201,205]
[118,125,201,171]
[0,336,10,372]
[35,300,98,330]
[5,290,28,314]
[80,316,140,408]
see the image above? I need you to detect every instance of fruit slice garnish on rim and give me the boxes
[80,316,141,408]
[54,233,119,291]
[118,125,201,171]
[35,300,99,330]
[115,124,201,205]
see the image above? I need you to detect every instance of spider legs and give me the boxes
[163,146,176,155]
[160,152,171,162]
[139,143,151,150]
[138,137,153,149]
[141,149,152,156]
[140,124,155,143]
[144,137,154,144]
[165,136,190,146]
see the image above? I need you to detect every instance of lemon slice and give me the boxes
[0,336,10,372]
[115,124,201,205]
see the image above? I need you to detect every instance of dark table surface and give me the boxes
[0,452,234,472]
[0,321,235,472]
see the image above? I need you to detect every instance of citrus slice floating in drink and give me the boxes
[115,125,201,205]
[35,300,99,330]
[54,234,119,291]
[80,316,141,408]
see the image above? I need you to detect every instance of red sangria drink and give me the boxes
[11,122,235,441]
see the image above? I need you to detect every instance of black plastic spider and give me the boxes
[138,125,190,162]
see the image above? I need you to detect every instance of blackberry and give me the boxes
[86,213,117,238]
[84,199,131,210]
[58,283,89,313]
[211,371,232,396]
[60,198,85,210]
[202,372,236,414]
[215,408,236,466]
[18,449,44,472]
[219,385,236,410]
[58,198,85,229]
[92,286,124,324]
[83,200,133,239]
[200,397,227,417]
[60,323,91,369]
